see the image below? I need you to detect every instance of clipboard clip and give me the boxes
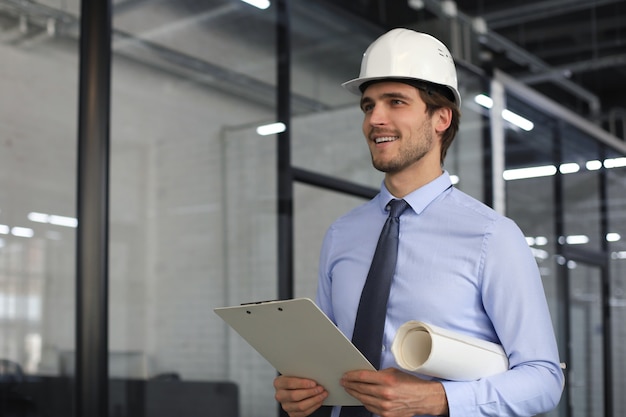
[240,299,280,306]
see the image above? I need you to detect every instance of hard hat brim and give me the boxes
[342,76,461,106]
[341,76,373,95]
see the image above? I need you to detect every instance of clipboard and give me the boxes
[214,297,374,406]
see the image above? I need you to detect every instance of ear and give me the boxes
[433,107,452,134]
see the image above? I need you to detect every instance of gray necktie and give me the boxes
[340,199,409,417]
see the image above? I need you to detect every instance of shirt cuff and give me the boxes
[440,380,477,417]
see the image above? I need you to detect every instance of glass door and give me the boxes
[563,247,611,417]
[568,263,604,417]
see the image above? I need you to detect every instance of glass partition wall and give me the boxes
[498,71,626,417]
[1,2,625,417]
[0,4,79,414]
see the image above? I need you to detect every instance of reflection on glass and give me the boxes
[1,0,78,414]
[2,0,626,416]
[569,265,605,417]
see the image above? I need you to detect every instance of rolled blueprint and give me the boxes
[391,321,509,381]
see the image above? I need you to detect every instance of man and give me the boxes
[274,28,564,417]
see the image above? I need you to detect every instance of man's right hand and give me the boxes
[274,375,329,417]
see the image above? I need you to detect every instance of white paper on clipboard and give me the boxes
[214,297,374,406]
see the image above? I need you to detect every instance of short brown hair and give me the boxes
[399,81,461,165]
[360,79,461,164]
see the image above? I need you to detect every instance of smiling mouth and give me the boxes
[374,136,399,144]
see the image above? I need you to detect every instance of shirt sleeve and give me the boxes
[441,217,564,417]
[315,224,335,322]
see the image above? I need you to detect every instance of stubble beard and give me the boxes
[370,120,434,174]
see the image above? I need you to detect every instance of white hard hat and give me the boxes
[342,28,461,105]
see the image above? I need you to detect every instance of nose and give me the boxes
[366,104,388,126]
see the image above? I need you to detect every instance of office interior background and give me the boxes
[0,0,625,416]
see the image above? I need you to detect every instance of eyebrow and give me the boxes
[360,91,413,109]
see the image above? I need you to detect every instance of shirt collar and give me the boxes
[378,170,453,215]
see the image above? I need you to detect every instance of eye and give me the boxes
[361,103,374,113]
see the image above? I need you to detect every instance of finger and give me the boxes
[276,385,326,403]
[279,389,328,417]
[274,375,319,390]
[342,380,379,402]
[342,369,380,383]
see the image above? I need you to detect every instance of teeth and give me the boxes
[375,136,398,144]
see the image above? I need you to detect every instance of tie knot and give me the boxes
[387,199,409,218]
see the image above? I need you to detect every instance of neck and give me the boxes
[384,162,443,198]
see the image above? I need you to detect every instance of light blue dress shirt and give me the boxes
[316,171,564,417]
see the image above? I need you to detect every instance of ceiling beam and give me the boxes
[519,53,626,84]
[481,30,600,110]
[112,3,239,50]
[484,0,624,29]
[417,0,602,114]
[0,0,329,113]
[113,0,170,16]
[524,39,626,63]
[496,15,625,45]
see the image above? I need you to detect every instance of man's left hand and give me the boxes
[340,367,449,417]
